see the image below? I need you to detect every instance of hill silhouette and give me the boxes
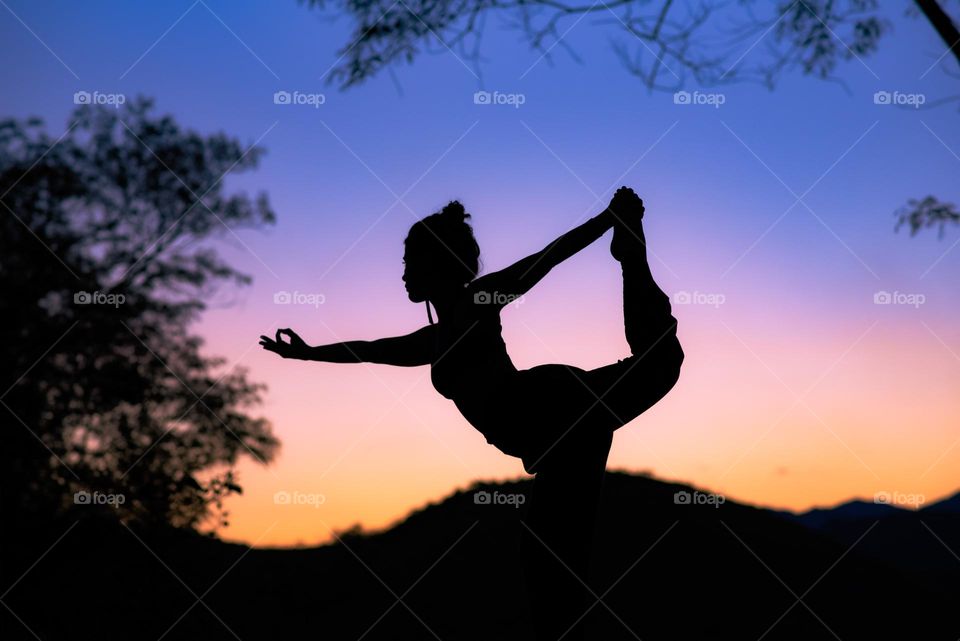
[787,492,960,583]
[3,471,957,640]
[790,499,910,529]
[924,491,960,514]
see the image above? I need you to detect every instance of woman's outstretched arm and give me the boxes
[471,188,636,301]
[260,326,436,366]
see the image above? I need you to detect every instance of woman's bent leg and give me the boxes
[521,428,612,640]
[574,214,684,432]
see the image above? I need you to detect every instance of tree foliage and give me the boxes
[1,97,278,531]
[895,195,960,239]
[303,0,891,90]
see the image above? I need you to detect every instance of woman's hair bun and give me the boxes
[440,200,469,221]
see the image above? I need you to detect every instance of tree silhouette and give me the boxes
[304,0,895,90]
[0,97,278,531]
[304,0,960,238]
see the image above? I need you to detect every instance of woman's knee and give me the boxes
[630,335,683,387]
[609,338,684,424]
[646,338,683,406]
[662,337,684,388]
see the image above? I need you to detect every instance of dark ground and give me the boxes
[3,472,958,640]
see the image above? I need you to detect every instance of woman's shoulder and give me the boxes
[464,277,508,310]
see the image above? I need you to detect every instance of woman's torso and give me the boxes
[429,285,520,436]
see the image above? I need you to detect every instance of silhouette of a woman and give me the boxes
[260,186,683,640]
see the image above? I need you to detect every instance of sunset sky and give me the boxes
[3,1,958,547]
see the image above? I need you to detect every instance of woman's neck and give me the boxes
[428,285,464,322]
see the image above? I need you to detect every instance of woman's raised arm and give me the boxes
[260,325,436,367]
[471,208,613,302]
[472,187,640,302]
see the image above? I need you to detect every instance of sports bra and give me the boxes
[427,287,517,402]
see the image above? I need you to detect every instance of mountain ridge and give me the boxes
[3,471,957,640]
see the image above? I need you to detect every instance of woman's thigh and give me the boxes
[511,364,617,472]
[516,337,681,435]
[508,342,681,472]
[577,336,684,431]
[515,364,596,427]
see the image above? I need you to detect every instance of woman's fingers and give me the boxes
[279,328,305,346]
[265,329,305,357]
[260,335,285,355]
[261,341,290,357]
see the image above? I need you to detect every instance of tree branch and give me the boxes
[915,0,960,70]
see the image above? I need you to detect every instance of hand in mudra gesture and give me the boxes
[260,328,309,359]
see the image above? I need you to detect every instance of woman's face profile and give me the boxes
[403,225,477,303]
[402,246,429,302]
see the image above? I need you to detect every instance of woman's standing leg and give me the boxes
[521,428,612,640]
[518,191,683,638]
